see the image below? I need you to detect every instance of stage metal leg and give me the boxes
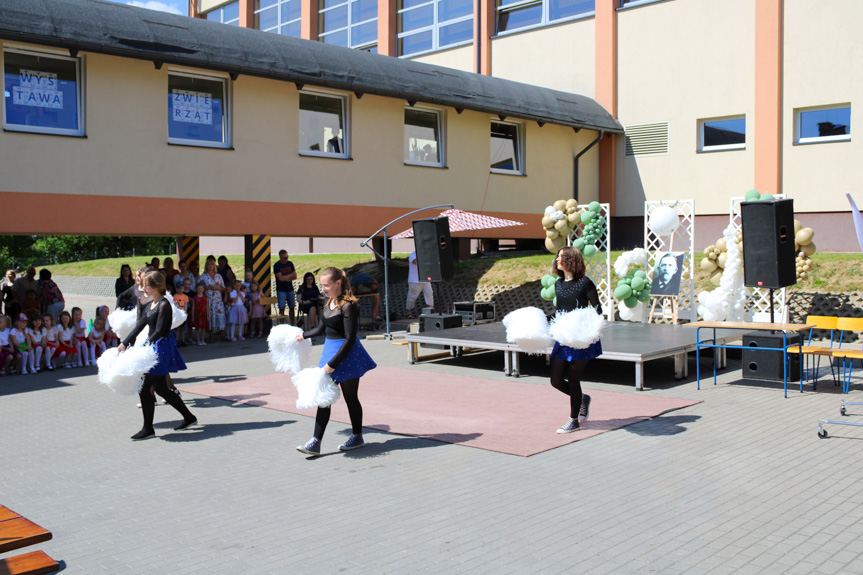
[512,351,520,378]
[718,348,727,369]
[674,352,688,379]
[504,351,512,376]
[408,342,417,364]
[635,362,644,391]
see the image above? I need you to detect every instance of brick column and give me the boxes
[302,0,319,41]
[239,0,254,28]
[477,0,494,74]
[595,0,618,215]
[754,0,783,195]
[378,0,397,56]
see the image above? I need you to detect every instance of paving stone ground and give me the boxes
[3,295,863,574]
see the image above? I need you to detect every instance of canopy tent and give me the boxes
[391,209,526,240]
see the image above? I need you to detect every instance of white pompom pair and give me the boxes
[267,324,339,409]
[503,306,605,353]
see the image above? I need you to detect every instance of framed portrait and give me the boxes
[651,252,685,296]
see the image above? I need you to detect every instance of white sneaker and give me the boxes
[21,369,29,375]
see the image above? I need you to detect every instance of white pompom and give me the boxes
[549,308,605,349]
[267,324,312,374]
[648,206,680,236]
[108,309,137,341]
[291,367,341,410]
[164,292,188,329]
[97,345,158,395]
[135,325,150,347]
[502,307,553,354]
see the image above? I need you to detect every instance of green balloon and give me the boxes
[638,288,651,302]
[573,238,586,250]
[760,193,774,201]
[614,285,633,300]
[625,296,638,308]
[589,201,602,213]
[622,277,631,285]
[580,211,596,224]
[634,269,647,279]
[541,275,555,288]
[583,245,597,257]
[745,189,761,201]
[631,277,646,291]
[541,286,554,300]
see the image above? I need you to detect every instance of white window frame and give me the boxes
[618,0,669,10]
[404,106,445,167]
[298,90,350,159]
[2,45,85,137]
[490,119,524,175]
[795,104,851,145]
[204,1,241,25]
[254,0,302,36]
[167,69,232,149]
[495,0,595,38]
[319,0,379,50]
[697,114,746,152]
[398,0,474,58]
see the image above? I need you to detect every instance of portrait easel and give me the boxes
[648,295,679,324]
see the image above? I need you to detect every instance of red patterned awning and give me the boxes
[391,209,526,239]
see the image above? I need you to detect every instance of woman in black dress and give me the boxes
[549,246,602,434]
[294,267,376,455]
[119,271,197,440]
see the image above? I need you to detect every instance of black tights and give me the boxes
[139,374,195,431]
[313,378,362,440]
[550,358,589,419]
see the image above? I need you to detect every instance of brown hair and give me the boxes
[143,270,167,295]
[553,246,585,279]
[320,267,357,307]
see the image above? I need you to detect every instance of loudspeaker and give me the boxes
[412,217,454,282]
[742,332,800,382]
[741,199,796,289]
[418,313,463,349]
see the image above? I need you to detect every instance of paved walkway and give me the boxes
[3,295,863,573]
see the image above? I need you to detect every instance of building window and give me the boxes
[168,72,230,148]
[405,107,443,166]
[254,0,302,37]
[698,116,745,152]
[618,0,663,7]
[204,1,240,25]
[795,104,851,144]
[299,92,348,157]
[491,120,523,174]
[496,0,594,35]
[319,0,379,50]
[398,0,474,57]
[2,47,84,136]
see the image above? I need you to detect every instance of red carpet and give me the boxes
[182,366,699,456]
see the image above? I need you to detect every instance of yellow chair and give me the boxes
[787,315,838,386]
[832,317,863,393]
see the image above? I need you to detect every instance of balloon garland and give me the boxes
[540,274,559,307]
[611,249,652,322]
[541,199,605,256]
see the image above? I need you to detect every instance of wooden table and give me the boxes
[0,506,58,575]
[691,321,814,397]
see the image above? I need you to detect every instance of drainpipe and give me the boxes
[573,130,604,201]
[475,0,482,74]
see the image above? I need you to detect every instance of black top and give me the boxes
[123,298,172,347]
[273,260,295,292]
[302,301,358,369]
[555,276,602,315]
[115,277,135,298]
[299,284,322,304]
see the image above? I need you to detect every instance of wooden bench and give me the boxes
[259,296,292,326]
[0,506,58,575]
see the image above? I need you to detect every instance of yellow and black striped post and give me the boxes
[244,234,272,295]
[176,236,200,272]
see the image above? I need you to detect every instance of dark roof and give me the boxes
[0,0,623,134]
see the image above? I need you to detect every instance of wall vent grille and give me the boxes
[624,122,669,156]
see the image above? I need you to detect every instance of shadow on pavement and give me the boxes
[623,414,702,436]
[174,374,246,385]
[156,419,294,442]
[299,428,483,460]
[0,376,75,396]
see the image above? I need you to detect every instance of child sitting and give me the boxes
[88,316,107,364]
[43,313,62,371]
[0,315,18,376]
[26,314,47,372]
[71,307,88,366]
[9,313,32,374]
[57,311,78,368]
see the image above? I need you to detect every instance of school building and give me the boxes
[1,0,860,256]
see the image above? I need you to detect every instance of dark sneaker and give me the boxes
[131,428,156,441]
[556,418,580,434]
[174,418,198,431]
[297,437,321,455]
[579,394,592,422]
[339,434,365,451]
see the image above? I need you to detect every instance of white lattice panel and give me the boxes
[568,203,614,321]
[644,200,696,322]
[729,195,789,322]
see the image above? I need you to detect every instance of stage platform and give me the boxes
[405,322,748,390]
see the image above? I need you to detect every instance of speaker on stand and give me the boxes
[412,217,454,282]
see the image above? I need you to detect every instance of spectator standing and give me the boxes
[163,257,179,294]
[200,257,226,341]
[173,261,195,294]
[273,250,297,326]
[405,251,433,319]
[13,267,40,307]
[173,284,191,346]
[39,269,65,321]
[2,269,19,319]
[115,264,135,298]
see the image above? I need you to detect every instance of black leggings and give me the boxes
[550,358,589,419]
[313,378,362,440]
[139,374,194,431]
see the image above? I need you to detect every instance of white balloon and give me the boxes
[648,206,681,236]
[545,206,556,216]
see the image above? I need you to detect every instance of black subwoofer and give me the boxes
[742,331,800,382]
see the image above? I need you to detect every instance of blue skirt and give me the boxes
[320,337,376,383]
[550,340,602,362]
[148,333,187,375]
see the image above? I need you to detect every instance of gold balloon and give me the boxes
[701,258,718,272]
[717,253,727,269]
[554,219,569,232]
[545,235,566,253]
[708,252,717,261]
[794,219,802,235]
[565,198,578,210]
[542,216,553,228]
[802,242,816,256]
[716,239,727,251]
[709,269,723,285]
[546,229,559,239]
[553,199,567,212]
[796,228,814,246]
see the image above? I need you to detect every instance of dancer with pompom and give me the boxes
[119,271,198,440]
[294,267,376,455]
[550,247,602,434]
